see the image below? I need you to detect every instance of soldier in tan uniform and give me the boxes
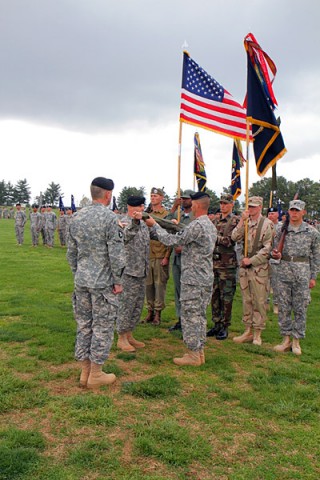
[144,187,171,326]
[231,196,274,346]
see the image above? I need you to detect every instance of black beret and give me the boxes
[32,204,39,208]
[91,177,114,191]
[267,207,277,213]
[190,191,210,201]
[127,195,146,207]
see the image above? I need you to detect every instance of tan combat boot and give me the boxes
[253,329,262,346]
[79,359,91,388]
[233,327,253,344]
[292,338,302,356]
[173,350,202,366]
[87,363,116,389]
[274,336,291,353]
[117,333,136,352]
[127,332,145,348]
[273,304,279,315]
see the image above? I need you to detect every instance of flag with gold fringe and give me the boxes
[194,132,207,192]
[231,139,245,200]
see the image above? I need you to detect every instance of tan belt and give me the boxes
[281,255,309,263]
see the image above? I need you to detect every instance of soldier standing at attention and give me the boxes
[207,193,239,340]
[30,204,42,247]
[267,206,282,315]
[272,199,320,355]
[231,196,274,346]
[116,196,150,352]
[14,203,27,246]
[67,177,125,389]
[145,192,217,366]
[165,189,194,332]
[58,208,67,247]
[45,205,57,248]
[144,187,171,326]
[40,206,47,245]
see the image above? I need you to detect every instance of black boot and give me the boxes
[168,319,181,332]
[216,326,228,340]
[144,310,154,323]
[207,322,223,337]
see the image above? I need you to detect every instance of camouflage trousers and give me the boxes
[269,261,280,305]
[74,285,119,364]
[277,263,310,338]
[116,274,145,333]
[172,253,182,317]
[31,227,40,246]
[15,225,24,244]
[40,228,46,245]
[180,284,212,352]
[145,258,169,311]
[239,266,269,330]
[46,228,55,247]
[58,229,67,246]
[211,268,237,326]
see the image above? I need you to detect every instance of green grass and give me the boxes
[0,219,320,479]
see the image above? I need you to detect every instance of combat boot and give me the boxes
[253,329,262,346]
[117,333,136,352]
[273,304,279,315]
[127,331,145,348]
[152,310,161,326]
[173,350,202,366]
[79,359,91,388]
[292,338,302,356]
[207,322,222,337]
[200,349,205,365]
[168,319,181,332]
[216,326,229,341]
[87,363,116,389]
[233,327,253,344]
[144,310,154,323]
[274,336,292,353]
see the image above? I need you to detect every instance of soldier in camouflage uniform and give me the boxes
[231,196,274,346]
[207,193,239,340]
[165,189,194,331]
[45,206,57,248]
[57,209,67,247]
[30,204,42,246]
[116,196,150,352]
[14,203,27,245]
[67,177,125,389]
[145,191,217,366]
[39,206,47,245]
[272,199,320,355]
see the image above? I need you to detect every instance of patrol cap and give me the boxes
[190,191,210,201]
[150,187,164,196]
[267,207,277,213]
[91,177,114,191]
[127,195,146,207]
[181,189,194,199]
[220,193,234,204]
[289,199,305,211]
[248,196,263,207]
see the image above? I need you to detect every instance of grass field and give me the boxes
[0,219,320,480]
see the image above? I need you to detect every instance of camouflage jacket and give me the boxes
[213,213,239,269]
[274,221,320,280]
[151,215,217,287]
[45,212,57,230]
[67,203,125,288]
[29,212,42,230]
[122,215,150,278]
[15,210,27,227]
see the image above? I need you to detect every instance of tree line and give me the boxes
[0,179,63,207]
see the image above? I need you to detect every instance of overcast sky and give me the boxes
[1,0,319,205]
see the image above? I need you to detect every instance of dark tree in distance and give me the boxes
[43,182,63,207]
[14,179,31,205]
[117,186,146,212]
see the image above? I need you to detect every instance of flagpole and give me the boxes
[177,120,182,222]
[244,120,251,257]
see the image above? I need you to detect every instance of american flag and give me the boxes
[180,52,251,141]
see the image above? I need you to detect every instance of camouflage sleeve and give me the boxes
[151,221,201,247]
[106,215,125,284]
[310,229,320,280]
[66,233,78,275]
[231,223,245,243]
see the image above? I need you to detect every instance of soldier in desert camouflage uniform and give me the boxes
[207,193,239,340]
[30,204,42,246]
[14,203,27,245]
[116,196,150,352]
[231,196,274,346]
[272,199,320,355]
[145,191,217,366]
[67,177,125,389]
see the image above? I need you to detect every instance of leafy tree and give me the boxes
[117,186,146,212]
[79,196,91,208]
[43,182,63,207]
[4,181,15,206]
[0,180,7,205]
[13,179,31,205]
